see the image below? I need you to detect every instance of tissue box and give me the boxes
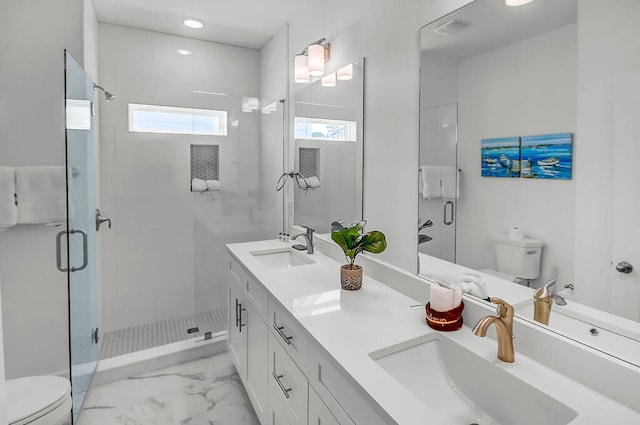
[425,301,464,331]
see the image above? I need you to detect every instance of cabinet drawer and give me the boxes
[309,386,352,425]
[269,299,309,369]
[229,256,268,321]
[309,340,390,425]
[268,332,308,425]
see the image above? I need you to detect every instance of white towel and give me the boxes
[0,167,17,228]
[191,178,207,192]
[305,176,321,189]
[16,166,67,224]
[420,166,441,199]
[457,273,488,299]
[205,180,221,191]
[441,166,460,199]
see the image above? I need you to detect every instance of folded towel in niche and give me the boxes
[441,166,460,199]
[420,165,441,199]
[191,178,206,192]
[206,180,220,191]
[0,167,17,228]
[16,166,66,224]
[305,176,320,189]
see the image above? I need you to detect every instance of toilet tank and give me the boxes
[492,235,544,280]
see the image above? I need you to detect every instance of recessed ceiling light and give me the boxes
[177,49,192,56]
[183,18,204,29]
[505,0,535,6]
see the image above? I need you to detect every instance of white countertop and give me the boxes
[228,239,640,424]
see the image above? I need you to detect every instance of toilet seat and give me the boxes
[7,376,71,425]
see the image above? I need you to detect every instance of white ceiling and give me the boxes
[91,0,367,50]
[421,0,577,60]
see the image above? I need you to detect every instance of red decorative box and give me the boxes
[425,300,464,331]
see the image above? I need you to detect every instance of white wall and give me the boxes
[287,0,474,271]
[0,0,87,379]
[574,0,640,311]
[98,24,261,331]
[454,24,577,287]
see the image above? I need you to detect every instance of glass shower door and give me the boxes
[63,51,99,423]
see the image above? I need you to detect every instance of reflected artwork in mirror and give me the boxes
[293,58,365,235]
[418,0,640,367]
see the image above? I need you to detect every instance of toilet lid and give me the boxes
[7,376,71,425]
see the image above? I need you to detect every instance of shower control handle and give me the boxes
[616,261,633,274]
[96,209,112,232]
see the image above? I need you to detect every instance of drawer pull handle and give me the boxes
[237,300,246,332]
[273,324,293,345]
[235,299,240,328]
[272,372,292,398]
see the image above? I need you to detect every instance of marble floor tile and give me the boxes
[78,351,259,425]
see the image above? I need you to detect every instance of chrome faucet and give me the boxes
[473,297,515,363]
[292,225,315,254]
[533,279,573,325]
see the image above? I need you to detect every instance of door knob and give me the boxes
[616,262,633,274]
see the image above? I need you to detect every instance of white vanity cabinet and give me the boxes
[227,254,389,425]
[227,258,269,424]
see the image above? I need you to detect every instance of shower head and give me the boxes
[93,84,117,102]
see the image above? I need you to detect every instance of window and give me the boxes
[294,117,357,142]
[129,103,227,136]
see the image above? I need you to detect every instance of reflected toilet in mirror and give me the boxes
[480,234,543,286]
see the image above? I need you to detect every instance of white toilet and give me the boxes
[7,375,72,425]
[482,234,544,285]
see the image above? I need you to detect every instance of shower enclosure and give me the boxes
[97,92,283,358]
[64,51,100,422]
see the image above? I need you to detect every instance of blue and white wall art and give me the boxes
[481,136,521,178]
[520,133,573,180]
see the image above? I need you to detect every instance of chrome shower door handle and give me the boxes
[56,230,69,272]
[56,229,88,272]
[443,201,454,225]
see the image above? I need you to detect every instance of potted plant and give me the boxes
[331,221,387,290]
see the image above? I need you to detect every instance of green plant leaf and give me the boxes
[360,231,387,254]
[331,226,361,259]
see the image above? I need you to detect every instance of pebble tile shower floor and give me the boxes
[99,308,227,359]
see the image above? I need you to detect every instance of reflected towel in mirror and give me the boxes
[420,165,441,199]
[0,167,17,228]
[305,176,321,189]
[441,166,460,199]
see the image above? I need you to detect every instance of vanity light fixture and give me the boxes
[336,63,353,81]
[321,72,337,87]
[294,38,330,83]
[183,18,204,29]
[295,54,310,83]
[505,0,535,6]
[308,44,325,76]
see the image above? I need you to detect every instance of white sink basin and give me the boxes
[251,248,315,269]
[370,335,577,425]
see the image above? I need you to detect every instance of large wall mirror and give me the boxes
[293,58,365,234]
[419,0,640,366]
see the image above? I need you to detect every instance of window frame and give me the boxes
[294,116,357,142]
[128,103,228,136]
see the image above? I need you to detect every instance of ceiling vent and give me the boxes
[432,19,471,36]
